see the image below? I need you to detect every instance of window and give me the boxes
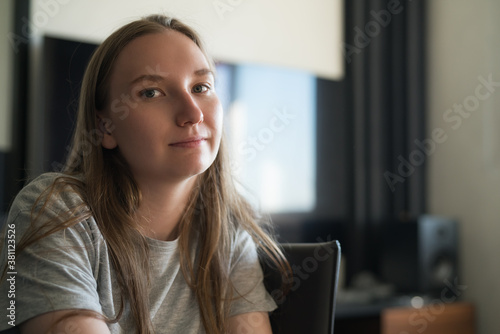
[216,63,316,213]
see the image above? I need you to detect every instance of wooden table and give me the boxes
[335,301,475,334]
[381,302,475,334]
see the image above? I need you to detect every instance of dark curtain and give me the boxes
[343,0,426,278]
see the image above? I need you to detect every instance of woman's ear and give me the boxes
[98,117,118,149]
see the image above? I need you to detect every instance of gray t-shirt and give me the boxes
[0,173,276,333]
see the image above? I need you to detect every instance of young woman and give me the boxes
[0,15,289,334]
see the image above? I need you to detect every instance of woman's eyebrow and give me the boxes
[129,74,165,86]
[194,68,214,78]
[129,69,213,87]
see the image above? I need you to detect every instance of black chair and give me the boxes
[262,240,341,334]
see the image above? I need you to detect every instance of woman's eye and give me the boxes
[192,84,210,94]
[140,88,162,99]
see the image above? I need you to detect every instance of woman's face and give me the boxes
[101,30,223,185]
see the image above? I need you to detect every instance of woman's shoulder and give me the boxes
[9,172,84,217]
[230,227,258,259]
[5,172,96,245]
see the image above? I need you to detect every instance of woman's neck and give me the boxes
[135,176,198,241]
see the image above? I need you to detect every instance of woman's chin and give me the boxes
[171,162,213,180]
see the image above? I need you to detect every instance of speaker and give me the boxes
[379,215,458,296]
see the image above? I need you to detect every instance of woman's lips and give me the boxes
[169,137,206,148]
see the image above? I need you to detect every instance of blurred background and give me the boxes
[1,0,499,333]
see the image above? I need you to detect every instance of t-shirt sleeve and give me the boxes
[0,175,103,330]
[228,229,277,317]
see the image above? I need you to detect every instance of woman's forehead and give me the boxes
[112,31,209,80]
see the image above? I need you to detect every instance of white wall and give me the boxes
[28,0,344,79]
[0,0,14,151]
[427,1,500,333]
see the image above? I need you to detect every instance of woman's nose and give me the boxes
[175,92,204,126]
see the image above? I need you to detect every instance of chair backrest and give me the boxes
[261,240,341,334]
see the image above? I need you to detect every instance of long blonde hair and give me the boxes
[11,15,290,334]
